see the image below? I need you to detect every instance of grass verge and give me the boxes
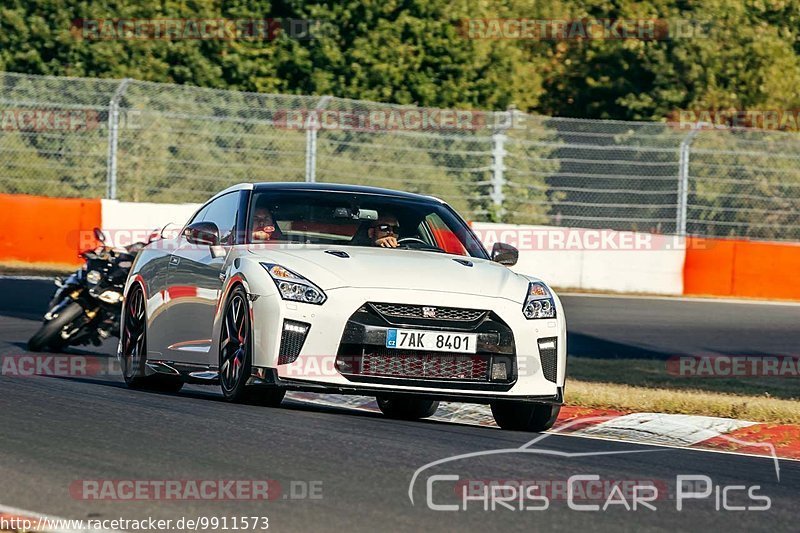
[567,357,799,424]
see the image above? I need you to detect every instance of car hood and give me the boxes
[246,244,533,301]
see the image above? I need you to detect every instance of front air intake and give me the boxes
[538,337,558,383]
[278,320,310,365]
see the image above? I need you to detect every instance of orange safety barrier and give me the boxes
[0,193,102,265]
[685,237,800,300]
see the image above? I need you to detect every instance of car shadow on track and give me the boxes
[38,373,466,429]
[567,331,674,359]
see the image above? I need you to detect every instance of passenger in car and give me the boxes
[251,206,283,242]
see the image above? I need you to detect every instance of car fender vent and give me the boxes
[452,258,473,267]
[325,250,350,258]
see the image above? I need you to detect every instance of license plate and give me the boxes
[385,329,477,354]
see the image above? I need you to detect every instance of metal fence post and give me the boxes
[677,127,702,235]
[305,95,331,183]
[490,110,510,222]
[105,78,132,199]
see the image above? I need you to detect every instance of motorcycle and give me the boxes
[27,228,146,352]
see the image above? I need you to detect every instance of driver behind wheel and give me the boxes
[369,213,400,248]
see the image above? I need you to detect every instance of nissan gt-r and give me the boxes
[118,183,567,431]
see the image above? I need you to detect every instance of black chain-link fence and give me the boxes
[1,71,798,240]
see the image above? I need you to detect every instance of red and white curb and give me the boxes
[285,393,800,461]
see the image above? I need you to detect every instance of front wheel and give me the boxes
[377,395,439,420]
[219,286,283,405]
[491,401,561,432]
[28,301,84,352]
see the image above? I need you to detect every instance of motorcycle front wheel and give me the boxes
[27,301,84,352]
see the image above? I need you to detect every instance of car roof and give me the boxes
[213,182,445,204]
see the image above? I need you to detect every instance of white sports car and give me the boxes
[119,183,567,431]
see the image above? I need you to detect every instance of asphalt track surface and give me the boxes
[0,277,798,532]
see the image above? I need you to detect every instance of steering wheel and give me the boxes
[396,237,446,253]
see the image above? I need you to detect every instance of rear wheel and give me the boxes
[27,301,84,352]
[121,284,183,392]
[377,395,439,420]
[490,401,560,432]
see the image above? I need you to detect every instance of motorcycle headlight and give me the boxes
[98,290,123,304]
[522,282,556,319]
[261,263,327,305]
[86,270,102,285]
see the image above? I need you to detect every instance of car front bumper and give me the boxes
[249,287,567,402]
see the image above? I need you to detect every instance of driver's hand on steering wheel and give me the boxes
[374,236,399,248]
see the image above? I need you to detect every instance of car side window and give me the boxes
[198,192,240,245]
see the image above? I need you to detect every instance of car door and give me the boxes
[164,191,242,363]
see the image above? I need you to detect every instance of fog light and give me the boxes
[278,320,310,365]
[284,322,307,334]
[491,362,507,381]
[538,339,556,350]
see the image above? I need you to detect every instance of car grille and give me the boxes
[370,303,486,322]
[344,349,489,381]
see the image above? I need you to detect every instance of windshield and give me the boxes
[247,190,489,258]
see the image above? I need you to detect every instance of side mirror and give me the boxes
[184,221,220,246]
[93,227,106,243]
[491,242,519,266]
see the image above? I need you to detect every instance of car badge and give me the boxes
[422,306,437,318]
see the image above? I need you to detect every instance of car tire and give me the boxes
[219,285,257,403]
[490,401,560,432]
[27,301,84,352]
[376,395,439,420]
[121,284,184,393]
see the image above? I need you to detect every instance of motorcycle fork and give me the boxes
[43,291,83,321]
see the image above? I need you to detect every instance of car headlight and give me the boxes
[86,270,102,285]
[522,282,556,319]
[261,263,327,305]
